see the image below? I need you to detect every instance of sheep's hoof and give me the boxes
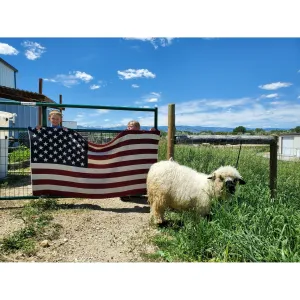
[205,213,213,222]
[157,220,169,228]
[120,196,131,202]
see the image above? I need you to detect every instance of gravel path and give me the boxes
[0,196,159,262]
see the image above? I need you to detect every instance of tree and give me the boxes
[254,128,265,135]
[294,126,300,133]
[232,126,247,134]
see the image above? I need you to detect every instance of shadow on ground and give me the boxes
[58,201,150,214]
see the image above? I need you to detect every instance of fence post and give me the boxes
[154,107,158,129]
[59,94,63,126]
[38,78,43,126]
[167,104,175,160]
[270,135,278,199]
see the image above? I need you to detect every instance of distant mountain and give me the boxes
[77,125,286,133]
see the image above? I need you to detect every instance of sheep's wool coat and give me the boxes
[146,160,244,224]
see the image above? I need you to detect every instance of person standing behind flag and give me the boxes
[127,120,140,131]
[36,110,64,130]
[120,120,143,202]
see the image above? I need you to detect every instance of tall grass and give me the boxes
[152,141,300,262]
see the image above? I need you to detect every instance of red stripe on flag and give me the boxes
[32,168,150,179]
[32,178,146,189]
[88,149,158,160]
[88,139,159,152]
[88,159,157,168]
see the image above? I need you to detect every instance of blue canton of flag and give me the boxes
[28,127,88,167]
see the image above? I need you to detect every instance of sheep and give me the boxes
[146,159,246,225]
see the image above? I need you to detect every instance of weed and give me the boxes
[0,198,62,256]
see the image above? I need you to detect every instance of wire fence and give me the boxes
[0,127,122,200]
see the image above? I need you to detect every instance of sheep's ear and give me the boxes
[239,178,246,185]
[207,173,216,180]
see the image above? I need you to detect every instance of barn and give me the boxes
[0,57,56,129]
[278,133,300,158]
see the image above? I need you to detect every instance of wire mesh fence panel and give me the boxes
[84,130,121,144]
[174,143,270,177]
[0,128,123,200]
[0,128,32,199]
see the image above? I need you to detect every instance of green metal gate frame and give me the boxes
[0,100,158,200]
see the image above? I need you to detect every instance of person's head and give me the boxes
[48,110,62,127]
[127,120,140,130]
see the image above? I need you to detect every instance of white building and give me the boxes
[278,133,300,158]
[0,57,17,88]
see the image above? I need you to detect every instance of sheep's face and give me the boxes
[207,166,246,198]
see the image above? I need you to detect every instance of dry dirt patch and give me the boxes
[0,196,159,262]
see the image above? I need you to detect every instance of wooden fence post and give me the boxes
[167,104,175,160]
[38,78,43,126]
[270,135,278,199]
[59,94,63,126]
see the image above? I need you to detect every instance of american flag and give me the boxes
[28,127,160,199]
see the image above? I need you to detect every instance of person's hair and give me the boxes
[127,120,140,129]
[49,110,63,118]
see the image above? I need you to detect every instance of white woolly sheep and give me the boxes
[146,159,246,224]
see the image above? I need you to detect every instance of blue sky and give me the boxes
[1,0,299,293]
[1,38,300,129]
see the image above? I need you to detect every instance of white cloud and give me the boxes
[74,71,93,82]
[0,42,19,55]
[90,84,100,90]
[260,93,279,99]
[124,38,174,49]
[258,82,292,90]
[44,71,93,88]
[132,84,139,88]
[147,98,158,103]
[265,93,279,98]
[136,92,162,104]
[151,92,161,97]
[89,109,109,116]
[117,69,156,80]
[21,41,46,60]
[90,80,107,90]
[65,95,300,129]
[150,98,300,128]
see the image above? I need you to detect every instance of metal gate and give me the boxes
[0,101,158,200]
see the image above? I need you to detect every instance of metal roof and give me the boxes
[0,85,56,103]
[0,57,18,72]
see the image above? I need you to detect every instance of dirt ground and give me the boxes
[0,196,160,262]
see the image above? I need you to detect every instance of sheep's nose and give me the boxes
[225,180,236,194]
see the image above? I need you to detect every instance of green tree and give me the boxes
[232,126,247,134]
[254,128,265,135]
[294,126,300,133]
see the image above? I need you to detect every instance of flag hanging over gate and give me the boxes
[27,127,160,199]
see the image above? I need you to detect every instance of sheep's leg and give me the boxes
[149,194,166,225]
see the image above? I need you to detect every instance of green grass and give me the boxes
[150,141,300,262]
[0,198,62,257]
[8,146,30,163]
